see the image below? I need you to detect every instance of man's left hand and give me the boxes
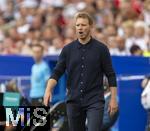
[108,97,118,116]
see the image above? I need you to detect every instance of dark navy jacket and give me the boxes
[50,38,117,105]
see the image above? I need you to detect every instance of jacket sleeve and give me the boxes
[50,47,67,82]
[101,45,117,87]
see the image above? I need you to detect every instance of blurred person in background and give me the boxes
[122,20,134,39]
[123,20,148,55]
[143,25,150,57]
[142,0,150,26]
[107,36,118,55]
[121,20,135,54]
[141,75,150,131]
[115,36,128,56]
[130,44,143,56]
[64,26,75,40]
[42,26,59,44]
[30,44,50,106]
[103,25,117,37]
[64,37,74,46]
[95,0,115,28]
[116,0,139,21]
[44,12,118,131]
[40,40,50,55]
[94,27,108,45]
[48,37,63,55]
[95,32,108,46]
[133,21,148,51]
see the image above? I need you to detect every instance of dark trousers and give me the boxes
[66,101,104,131]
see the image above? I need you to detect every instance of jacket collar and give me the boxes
[77,37,93,49]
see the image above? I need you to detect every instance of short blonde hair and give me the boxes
[74,12,93,25]
[122,20,134,28]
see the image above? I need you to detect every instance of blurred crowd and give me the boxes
[0,0,149,56]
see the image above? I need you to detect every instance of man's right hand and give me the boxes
[44,90,52,106]
[43,79,57,106]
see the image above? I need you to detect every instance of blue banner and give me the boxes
[0,55,150,131]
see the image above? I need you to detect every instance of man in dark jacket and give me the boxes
[44,12,118,131]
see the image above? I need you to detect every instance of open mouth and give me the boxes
[79,32,83,34]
